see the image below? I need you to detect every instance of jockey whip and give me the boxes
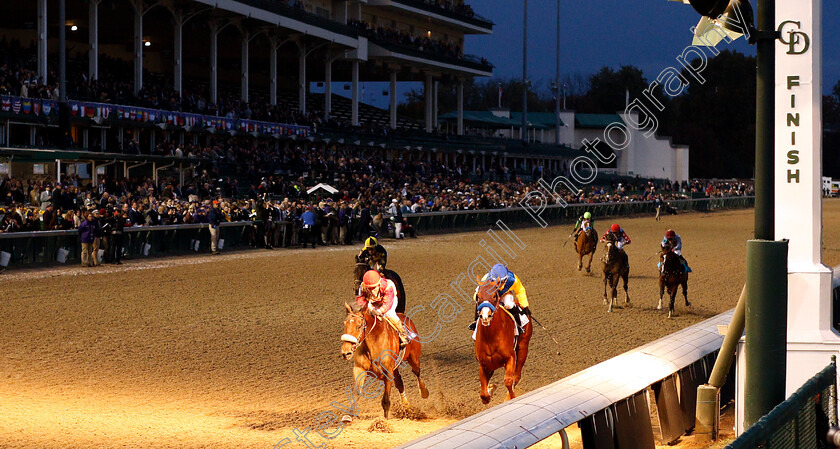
[528,315,564,356]
[563,234,573,247]
[645,252,660,262]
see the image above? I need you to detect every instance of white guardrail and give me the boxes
[397,310,735,449]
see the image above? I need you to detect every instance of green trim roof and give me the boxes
[438,110,564,129]
[575,113,624,129]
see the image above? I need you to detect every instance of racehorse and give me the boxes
[354,257,407,314]
[574,225,598,272]
[601,233,630,312]
[341,302,429,418]
[657,248,690,318]
[473,282,532,404]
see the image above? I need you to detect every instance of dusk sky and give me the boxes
[465,0,840,94]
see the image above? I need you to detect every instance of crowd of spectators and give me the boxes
[349,19,464,61]
[0,37,58,100]
[418,0,478,18]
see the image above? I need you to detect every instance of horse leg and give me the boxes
[578,250,583,271]
[503,356,517,401]
[683,279,691,307]
[657,277,665,310]
[609,276,619,312]
[669,289,677,318]
[622,270,630,304]
[393,368,409,407]
[513,328,531,386]
[479,364,494,405]
[407,348,430,399]
[381,378,393,418]
[586,251,594,273]
[603,273,609,305]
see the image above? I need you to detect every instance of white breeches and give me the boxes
[369,298,399,320]
[501,293,516,309]
[615,241,625,250]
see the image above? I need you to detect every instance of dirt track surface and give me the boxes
[2,200,839,449]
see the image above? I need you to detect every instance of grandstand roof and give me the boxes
[438,111,565,129]
[575,113,624,129]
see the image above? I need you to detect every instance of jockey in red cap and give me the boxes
[601,223,631,267]
[357,270,409,347]
[601,223,631,249]
[661,229,692,272]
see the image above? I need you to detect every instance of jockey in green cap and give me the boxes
[571,211,594,239]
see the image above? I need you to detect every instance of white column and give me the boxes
[209,25,218,104]
[241,30,249,103]
[269,42,278,106]
[37,0,48,84]
[389,71,397,130]
[351,60,359,126]
[133,1,143,94]
[457,80,464,135]
[174,19,183,95]
[424,73,433,133]
[88,0,99,81]
[772,0,835,396]
[100,128,106,151]
[324,58,332,117]
[298,43,306,114]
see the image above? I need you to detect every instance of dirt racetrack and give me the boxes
[2,200,839,449]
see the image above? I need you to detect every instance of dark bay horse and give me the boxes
[341,303,429,418]
[657,249,690,318]
[474,282,532,404]
[601,233,630,312]
[354,257,406,314]
[575,225,597,272]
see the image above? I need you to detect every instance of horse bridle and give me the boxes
[341,311,376,353]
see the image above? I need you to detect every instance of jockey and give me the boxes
[601,223,631,250]
[468,263,530,333]
[358,236,388,271]
[601,223,630,266]
[661,229,692,273]
[572,211,594,238]
[357,270,409,347]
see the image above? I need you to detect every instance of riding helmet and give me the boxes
[362,270,383,289]
[489,263,509,283]
[666,229,676,238]
[610,223,621,232]
[583,212,592,219]
[364,236,378,248]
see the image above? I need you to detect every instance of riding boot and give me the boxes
[680,255,692,273]
[385,315,409,348]
[512,308,524,335]
[622,250,629,269]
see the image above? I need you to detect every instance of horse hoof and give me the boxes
[686,301,692,307]
[656,305,662,310]
[488,384,497,396]
[341,415,353,424]
[668,311,674,318]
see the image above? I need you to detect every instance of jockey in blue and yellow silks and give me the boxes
[469,264,531,332]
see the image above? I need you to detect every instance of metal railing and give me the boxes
[404,196,756,235]
[726,360,837,449]
[0,221,258,268]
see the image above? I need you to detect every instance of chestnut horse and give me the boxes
[474,282,532,404]
[575,226,597,272]
[601,233,630,312]
[657,249,690,318]
[354,258,407,314]
[340,303,429,418]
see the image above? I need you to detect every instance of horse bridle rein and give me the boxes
[341,311,376,353]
